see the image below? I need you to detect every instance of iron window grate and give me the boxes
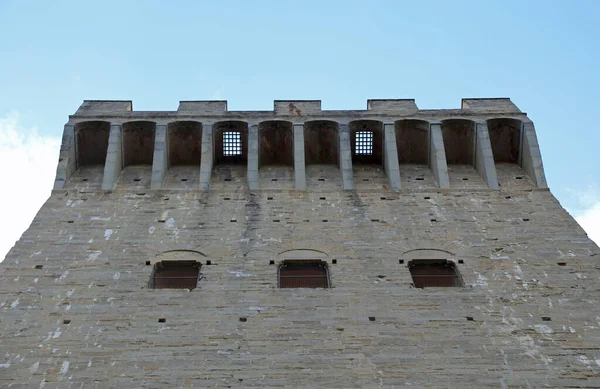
[355,131,373,155]
[223,131,242,156]
[278,261,330,288]
[409,262,463,288]
[150,261,201,290]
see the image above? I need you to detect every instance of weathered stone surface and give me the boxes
[1,99,598,388]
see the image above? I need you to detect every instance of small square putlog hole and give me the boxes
[331,259,337,264]
[541,316,552,321]
[368,316,376,322]
[466,316,474,321]
[158,318,166,323]
[35,265,43,269]
[557,262,567,266]
[239,317,247,322]
[63,319,71,325]
[398,259,404,264]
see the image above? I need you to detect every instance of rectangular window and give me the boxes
[279,261,330,288]
[150,261,201,290]
[223,131,242,156]
[409,261,463,288]
[355,131,373,155]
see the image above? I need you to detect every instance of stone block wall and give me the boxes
[1,99,598,388]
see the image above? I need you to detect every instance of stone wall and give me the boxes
[1,186,599,388]
[1,99,598,388]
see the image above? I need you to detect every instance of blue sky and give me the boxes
[0,0,599,258]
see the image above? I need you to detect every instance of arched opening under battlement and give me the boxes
[349,120,385,189]
[395,119,435,188]
[258,120,294,188]
[75,121,111,167]
[349,120,383,165]
[212,121,248,186]
[487,118,533,188]
[120,121,156,189]
[441,119,475,165]
[441,119,484,188]
[163,121,202,188]
[66,121,111,190]
[304,120,341,189]
[486,118,521,164]
[123,121,156,167]
[168,121,202,166]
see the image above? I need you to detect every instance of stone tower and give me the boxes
[1,98,598,388]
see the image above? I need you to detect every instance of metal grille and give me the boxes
[279,262,330,288]
[223,131,242,156]
[409,263,463,288]
[150,261,200,290]
[355,131,373,155]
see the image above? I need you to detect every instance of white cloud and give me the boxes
[565,185,600,245]
[0,113,61,261]
[575,202,600,245]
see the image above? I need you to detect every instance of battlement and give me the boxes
[71,98,524,117]
[55,98,546,192]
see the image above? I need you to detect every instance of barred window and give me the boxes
[278,261,330,288]
[223,131,242,156]
[355,131,373,155]
[409,260,463,288]
[150,260,201,290]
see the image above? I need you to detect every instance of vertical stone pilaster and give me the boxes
[475,122,499,190]
[53,124,76,189]
[383,123,401,191]
[521,121,548,188]
[199,124,214,190]
[338,124,354,190]
[150,124,168,190]
[247,124,259,190]
[429,123,450,188]
[101,124,123,190]
[293,124,306,190]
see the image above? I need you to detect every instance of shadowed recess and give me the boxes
[304,120,339,166]
[395,119,429,164]
[487,118,522,163]
[441,119,475,165]
[123,121,156,166]
[168,121,202,166]
[75,121,111,167]
[259,121,293,167]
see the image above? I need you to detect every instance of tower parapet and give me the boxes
[56,98,546,192]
